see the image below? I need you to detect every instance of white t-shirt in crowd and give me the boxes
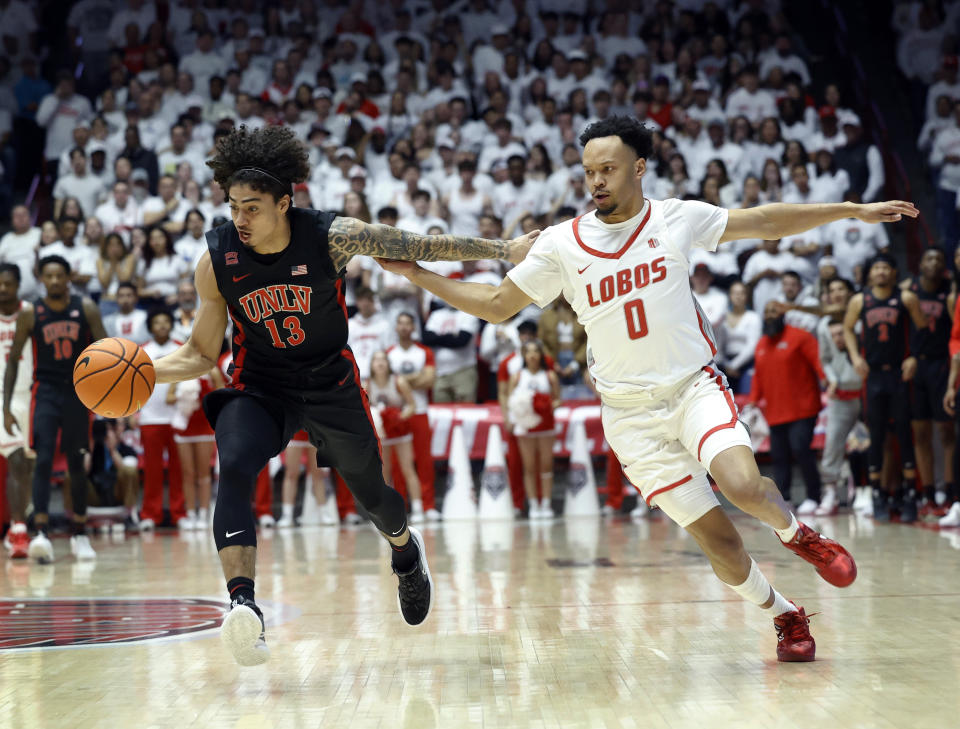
[37,242,97,295]
[386,342,435,413]
[347,311,391,380]
[819,217,888,281]
[423,307,479,377]
[138,255,189,298]
[742,249,811,315]
[0,227,41,299]
[138,338,182,425]
[507,198,729,398]
[105,308,149,345]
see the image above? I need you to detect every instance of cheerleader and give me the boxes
[167,366,224,529]
[365,350,425,521]
[508,340,561,518]
[278,432,336,527]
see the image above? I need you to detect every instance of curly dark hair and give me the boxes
[206,125,311,200]
[579,116,654,160]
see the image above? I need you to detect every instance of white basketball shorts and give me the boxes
[0,392,32,458]
[600,364,752,527]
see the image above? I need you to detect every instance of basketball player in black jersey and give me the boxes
[844,254,927,522]
[150,126,538,665]
[3,255,107,562]
[902,247,955,514]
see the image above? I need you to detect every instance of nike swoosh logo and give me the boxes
[225,530,245,538]
[232,274,251,282]
[578,264,593,275]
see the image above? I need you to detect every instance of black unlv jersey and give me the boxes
[32,295,92,383]
[206,208,350,389]
[860,288,908,368]
[909,279,951,359]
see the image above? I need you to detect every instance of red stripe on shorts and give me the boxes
[697,365,738,462]
[645,474,693,506]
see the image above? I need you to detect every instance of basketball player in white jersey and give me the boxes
[377,116,919,662]
[0,263,35,559]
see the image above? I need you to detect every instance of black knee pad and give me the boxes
[213,482,258,551]
[340,467,408,537]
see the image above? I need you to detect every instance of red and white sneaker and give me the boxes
[4,523,29,559]
[774,605,816,662]
[779,521,857,587]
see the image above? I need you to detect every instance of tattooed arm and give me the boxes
[326,215,539,272]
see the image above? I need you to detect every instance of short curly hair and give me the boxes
[579,116,654,160]
[206,125,311,200]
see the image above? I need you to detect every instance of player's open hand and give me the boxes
[3,409,18,438]
[855,201,919,224]
[506,230,541,265]
[374,258,419,277]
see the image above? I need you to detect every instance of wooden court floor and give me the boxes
[1,513,958,729]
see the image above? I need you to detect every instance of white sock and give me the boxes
[774,512,800,543]
[763,591,797,618]
[186,509,196,520]
[282,503,294,520]
[540,497,551,510]
[726,558,798,617]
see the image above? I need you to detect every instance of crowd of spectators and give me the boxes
[4,0,954,528]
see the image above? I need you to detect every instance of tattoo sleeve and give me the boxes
[327,216,509,272]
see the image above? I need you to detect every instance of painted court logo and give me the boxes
[0,598,227,651]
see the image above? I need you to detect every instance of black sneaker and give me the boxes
[872,489,890,522]
[393,526,433,626]
[899,496,918,524]
[220,595,270,666]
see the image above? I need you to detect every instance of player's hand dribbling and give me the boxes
[3,409,17,437]
[854,201,919,224]
[506,230,541,265]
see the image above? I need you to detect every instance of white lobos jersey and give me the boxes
[507,198,728,398]
[0,303,32,395]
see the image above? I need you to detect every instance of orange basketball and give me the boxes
[73,337,156,418]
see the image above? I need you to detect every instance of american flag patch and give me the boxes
[291,264,307,276]
[225,252,239,265]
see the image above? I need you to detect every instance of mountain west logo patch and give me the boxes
[481,466,508,500]
[567,463,588,496]
[0,598,227,651]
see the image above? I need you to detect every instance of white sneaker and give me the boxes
[221,597,270,666]
[796,498,818,516]
[425,508,441,522]
[527,503,541,519]
[936,490,948,507]
[70,534,96,561]
[258,514,276,529]
[177,515,195,530]
[139,518,156,531]
[28,533,53,563]
[539,499,554,519]
[320,510,338,526]
[601,504,616,516]
[196,508,210,528]
[630,501,649,519]
[410,507,425,524]
[276,515,295,528]
[344,512,363,525]
[814,487,838,516]
[939,502,960,527]
[852,487,872,514]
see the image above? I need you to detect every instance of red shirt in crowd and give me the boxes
[948,295,960,358]
[750,324,825,426]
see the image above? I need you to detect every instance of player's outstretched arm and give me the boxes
[153,252,228,384]
[720,201,919,244]
[2,304,33,435]
[376,259,534,324]
[328,216,540,272]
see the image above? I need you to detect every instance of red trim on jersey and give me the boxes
[341,347,382,458]
[695,308,718,357]
[645,474,693,506]
[229,313,248,391]
[571,201,652,259]
[334,278,349,322]
[697,365,738,462]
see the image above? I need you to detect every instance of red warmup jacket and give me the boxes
[750,324,826,426]
[949,296,960,358]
